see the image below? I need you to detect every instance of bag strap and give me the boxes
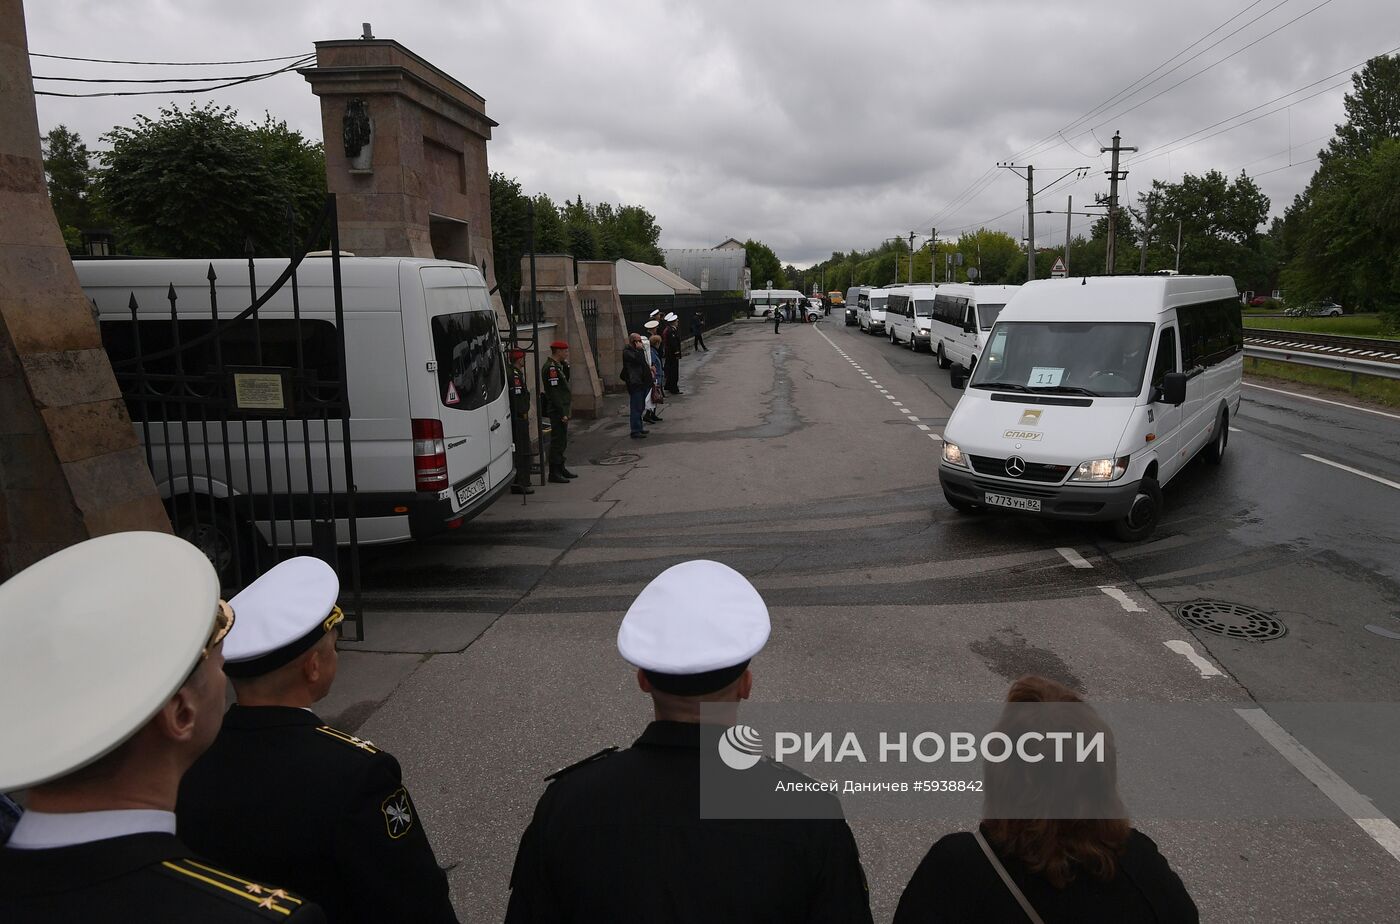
[973,828,1046,924]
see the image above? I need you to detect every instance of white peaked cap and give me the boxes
[664,313,679,322]
[618,560,770,674]
[644,319,660,330]
[222,556,340,676]
[649,309,660,318]
[0,532,220,791]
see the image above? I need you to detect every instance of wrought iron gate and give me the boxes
[102,196,365,639]
[580,297,600,367]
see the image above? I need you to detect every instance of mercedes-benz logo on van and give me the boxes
[1005,456,1027,477]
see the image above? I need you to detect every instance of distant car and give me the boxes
[828,291,845,306]
[1248,296,1270,307]
[803,300,823,322]
[1318,300,1343,317]
[845,306,858,326]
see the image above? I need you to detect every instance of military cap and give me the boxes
[508,347,527,360]
[549,340,570,350]
[617,560,770,695]
[644,319,660,330]
[222,557,342,678]
[664,312,679,322]
[0,532,225,791]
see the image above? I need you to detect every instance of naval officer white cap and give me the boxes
[0,532,227,791]
[617,560,770,695]
[664,312,679,322]
[644,319,660,330]
[221,556,343,678]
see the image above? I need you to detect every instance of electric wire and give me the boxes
[29,51,312,66]
[34,56,315,98]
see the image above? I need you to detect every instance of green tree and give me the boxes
[41,124,97,251]
[489,172,530,303]
[96,104,326,257]
[1128,171,1267,285]
[1320,54,1400,167]
[744,239,788,289]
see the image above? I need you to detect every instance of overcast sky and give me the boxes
[26,0,1398,266]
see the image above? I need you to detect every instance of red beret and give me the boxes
[508,348,526,360]
[550,340,569,350]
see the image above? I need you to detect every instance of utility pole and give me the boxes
[1175,220,1183,273]
[1065,195,1072,277]
[930,227,936,283]
[908,231,916,283]
[1100,130,1136,275]
[1025,164,1035,281]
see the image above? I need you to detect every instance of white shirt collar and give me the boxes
[6,809,176,850]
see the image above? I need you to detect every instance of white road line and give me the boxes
[906,415,920,422]
[1245,382,1400,422]
[916,424,931,431]
[892,402,905,408]
[1236,708,1400,865]
[1301,454,1400,491]
[1163,640,1223,678]
[1056,547,1093,569]
[1228,426,1242,432]
[927,433,943,442]
[1098,585,1145,612]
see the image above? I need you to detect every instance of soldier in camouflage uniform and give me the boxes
[507,348,535,495]
[540,341,576,484]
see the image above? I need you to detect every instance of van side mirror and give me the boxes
[963,318,976,333]
[1158,371,1187,406]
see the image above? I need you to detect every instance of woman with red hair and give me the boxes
[893,676,1197,922]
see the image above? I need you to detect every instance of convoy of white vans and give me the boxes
[841,276,1244,540]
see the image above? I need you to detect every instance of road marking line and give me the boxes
[1245,382,1400,422]
[928,433,944,442]
[1056,547,1093,569]
[1236,707,1400,865]
[1229,426,1242,432]
[1164,640,1223,678]
[906,415,920,422]
[1098,585,1145,612]
[1301,454,1400,491]
[917,424,931,431]
[892,402,905,408]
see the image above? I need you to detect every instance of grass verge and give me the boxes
[1243,315,1397,338]
[1246,357,1400,409]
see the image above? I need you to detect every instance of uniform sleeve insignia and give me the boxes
[545,746,618,781]
[315,725,380,754]
[382,787,414,839]
[160,859,306,917]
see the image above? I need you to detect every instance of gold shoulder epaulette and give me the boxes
[160,858,308,917]
[315,724,381,754]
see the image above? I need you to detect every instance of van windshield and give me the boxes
[913,299,934,317]
[429,291,505,410]
[977,303,1005,330]
[970,321,1154,398]
[869,296,888,310]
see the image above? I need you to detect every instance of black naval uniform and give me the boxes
[540,356,571,478]
[0,831,326,923]
[662,323,682,393]
[508,363,533,488]
[177,705,456,924]
[505,720,873,923]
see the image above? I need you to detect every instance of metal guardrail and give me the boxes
[1245,345,1400,381]
[1246,328,1400,356]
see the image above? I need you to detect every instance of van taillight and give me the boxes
[412,418,448,492]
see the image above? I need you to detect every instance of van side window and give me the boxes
[1177,298,1244,369]
[1151,326,1178,386]
[431,310,505,411]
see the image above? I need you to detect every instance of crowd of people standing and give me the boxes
[622,309,689,439]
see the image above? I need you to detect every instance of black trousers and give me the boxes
[665,356,679,391]
[693,333,707,351]
[512,418,532,485]
[548,417,568,470]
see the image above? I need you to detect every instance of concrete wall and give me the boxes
[522,256,604,417]
[576,261,629,393]
[0,1,167,578]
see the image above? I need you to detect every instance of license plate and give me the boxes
[456,475,487,506]
[984,492,1041,512]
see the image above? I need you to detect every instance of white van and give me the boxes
[939,275,1243,541]
[858,287,890,334]
[749,288,806,319]
[928,283,1019,383]
[884,284,938,350]
[77,257,515,560]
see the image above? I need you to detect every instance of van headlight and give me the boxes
[1071,456,1130,482]
[942,441,969,468]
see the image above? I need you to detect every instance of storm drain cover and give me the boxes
[1175,600,1287,641]
[593,453,640,466]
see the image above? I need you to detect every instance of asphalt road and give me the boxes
[343,317,1400,922]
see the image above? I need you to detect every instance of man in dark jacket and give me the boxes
[540,341,576,483]
[690,313,708,352]
[505,560,872,924]
[507,348,534,495]
[622,332,653,439]
[662,312,683,394]
[178,557,457,924]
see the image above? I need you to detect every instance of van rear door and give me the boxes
[421,267,508,511]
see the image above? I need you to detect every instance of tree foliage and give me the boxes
[95,104,326,257]
[744,239,788,290]
[1132,170,1271,288]
[489,173,666,306]
[41,124,99,252]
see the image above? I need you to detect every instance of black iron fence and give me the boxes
[621,295,747,343]
[100,196,364,639]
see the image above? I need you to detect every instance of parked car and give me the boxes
[1316,300,1344,316]
[803,299,824,322]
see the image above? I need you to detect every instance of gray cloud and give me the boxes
[26,0,1393,265]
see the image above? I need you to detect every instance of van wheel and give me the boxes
[937,344,951,369]
[1204,411,1228,465]
[944,488,980,514]
[169,498,260,590]
[1112,477,1162,542]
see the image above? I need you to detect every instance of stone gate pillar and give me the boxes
[0,0,167,579]
[577,261,628,394]
[523,256,604,418]
[301,33,502,309]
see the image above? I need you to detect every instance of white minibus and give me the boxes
[749,288,806,319]
[927,283,1019,384]
[939,275,1243,541]
[77,257,516,572]
[858,286,890,334]
[884,284,938,350]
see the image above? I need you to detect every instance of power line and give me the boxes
[1250,156,1319,177]
[29,51,312,66]
[34,56,315,98]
